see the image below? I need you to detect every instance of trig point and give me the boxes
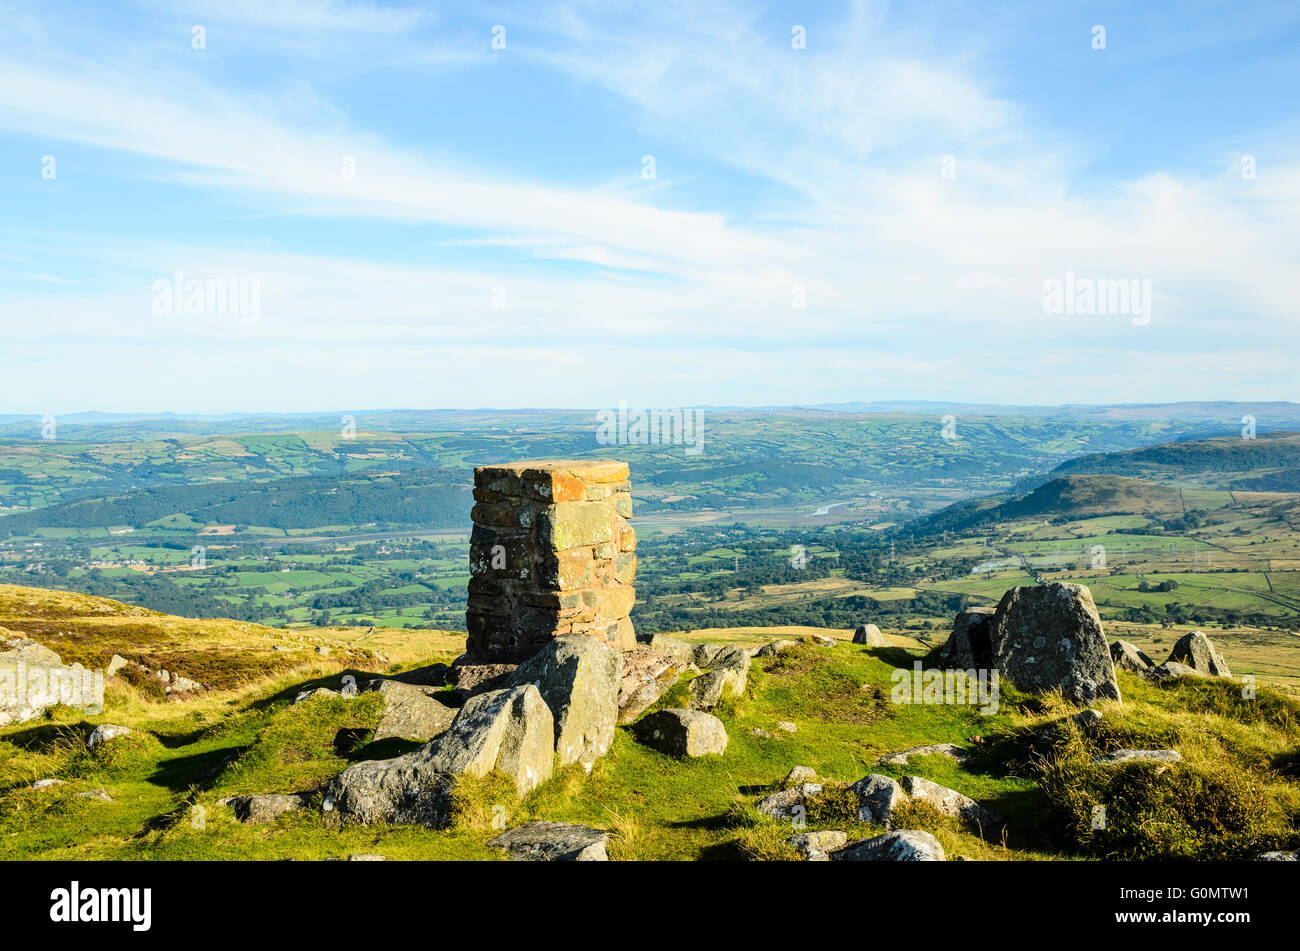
[466,460,636,662]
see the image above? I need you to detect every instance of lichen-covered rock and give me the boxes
[832,830,946,862]
[852,623,885,646]
[361,679,458,742]
[617,648,681,723]
[446,661,518,702]
[223,793,308,824]
[804,634,836,647]
[1109,640,1154,673]
[510,635,620,768]
[1142,661,1202,684]
[324,685,554,828]
[754,638,798,657]
[784,766,817,785]
[645,635,695,667]
[933,607,995,669]
[487,821,610,861]
[86,724,132,748]
[1092,748,1182,766]
[1166,631,1232,678]
[900,775,1001,827]
[989,583,1120,703]
[787,830,847,860]
[632,708,727,757]
[758,783,823,820]
[848,773,905,825]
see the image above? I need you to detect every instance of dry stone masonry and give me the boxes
[467,460,636,663]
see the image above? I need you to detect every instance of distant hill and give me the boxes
[1046,431,1300,487]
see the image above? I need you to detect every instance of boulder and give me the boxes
[510,635,621,769]
[754,638,798,657]
[787,830,847,861]
[1142,661,1202,684]
[106,654,130,677]
[646,635,695,667]
[934,607,995,669]
[361,679,458,742]
[1166,631,1232,678]
[86,724,132,748]
[486,821,610,861]
[852,623,886,647]
[848,773,905,825]
[877,743,969,767]
[632,708,728,757]
[447,661,518,702]
[805,634,836,648]
[223,793,307,824]
[687,667,745,710]
[1109,639,1154,673]
[324,685,554,828]
[617,648,682,723]
[832,830,946,862]
[989,583,1121,703]
[1072,709,1104,731]
[384,662,450,687]
[691,643,725,668]
[900,775,1001,827]
[757,783,822,820]
[1092,749,1182,766]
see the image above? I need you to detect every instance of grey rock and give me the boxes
[1167,631,1232,678]
[775,720,797,733]
[787,829,847,860]
[687,667,746,711]
[691,643,726,668]
[509,635,621,769]
[347,854,385,861]
[989,583,1121,703]
[292,686,341,705]
[1109,639,1154,672]
[486,821,610,861]
[805,634,837,648]
[361,678,458,742]
[0,636,97,725]
[758,782,823,820]
[1142,661,1203,684]
[832,830,946,862]
[878,743,969,767]
[1092,748,1182,766]
[447,661,518,701]
[106,654,131,677]
[632,708,728,757]
[1072,709,1104,731]
[31,778,65,790]
[852,623,886,647]
[934,607,996,669]
[75,789,113,802]
[646,635,695,667]
[1253,850,1299,861]
[848,773,905,825]
[324,684,554,828]
[900,775,1001,827]
[86,724,133,748]
[223,793,308,824]
[755,638,798,657]
[784,766,817,785]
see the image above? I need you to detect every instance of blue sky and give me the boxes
[1,0,1298,413]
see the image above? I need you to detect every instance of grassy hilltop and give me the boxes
[1,586,1297,861]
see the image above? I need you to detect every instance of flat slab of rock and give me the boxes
[1092,749,1182,766]
[223,793,308,824]
[487,821,610,861]
[325,684,554,828]
[832,830,946,862]
[509,635,621,769]
[617,648,682,723]
[632,708,728,757]
[852,623,886,646]
[900,775,1001,827]
[1166,631,1232,678]
[878,743,969,766]
[1109,639,1154,672]
[990,583,1121,703]
[361,679,458,742]
[787,830,847,860]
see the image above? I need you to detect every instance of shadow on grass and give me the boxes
[145,744,248,792]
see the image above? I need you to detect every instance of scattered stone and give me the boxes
[877,743,969,767]
[31,778,65,790]
[617,648,682,723]
[324,684,554,828]
[223,793,308,824]
[805,634,836,648]
[989,583,1121,704]
[292,687,341,705]
[751,727,773,738]
[86,724,133,748]
[832,830,946,862]
[106,654,131,677]
[632,708,728,757]
[361,679,458,742]
[347,854,385,861]
[787,830,847,860]
[1142,661,1202,684]
[486,821,611,861]
[852,623,886,647]
[1092,749,1182,766]
[784,766,817,785]
[1071,709,1104,731]
[754,638,798,657]
[510,635,621,769]
[688,667,744,711]
[848,774,905,825]
[1166,631,1232,678]
[775,720,797,733]
[1109,639,1154,673]
[165,673,203,694]
[757,783,822,820]
[934,607,996,669]
[900,775,1001,827]
[75,789,113,802]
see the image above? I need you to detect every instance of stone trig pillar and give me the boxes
[467,460,636,663]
